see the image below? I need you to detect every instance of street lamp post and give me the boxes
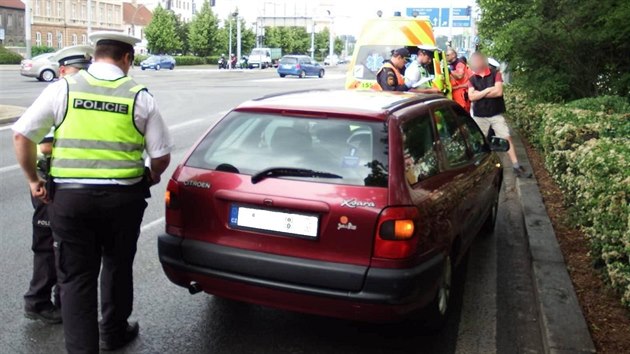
[235,11,241,62]
[228,20,232,59]
[310,21,315,60]
[23,0,31,59]
[326,10,333,61]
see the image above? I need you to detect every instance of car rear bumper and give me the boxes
[158,233,444,322]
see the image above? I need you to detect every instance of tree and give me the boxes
[144,5,181,54]
[188,0,220,57]
[217,17,256,56]
[174,15,190,54]
[263,26,310,54]
[314,27,345,58]
[477,0,630,101]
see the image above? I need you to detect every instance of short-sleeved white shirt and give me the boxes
[12,62,174,185]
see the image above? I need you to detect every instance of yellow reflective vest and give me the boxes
[50,70,146,179]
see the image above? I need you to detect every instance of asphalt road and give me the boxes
[0,65,544,354]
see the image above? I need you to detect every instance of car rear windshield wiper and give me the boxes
[251,167,343,184]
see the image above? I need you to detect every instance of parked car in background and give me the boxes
[20,52,59,82]
[158,90,509,327]
[277,55,325,78]
[324,54,339,66]
[140,55,176,70]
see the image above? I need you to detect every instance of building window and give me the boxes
[71,3,76,19]
[36,32,42,46]
[72,33,77,45]
[47,32,53,47]
[57,31,63,48]
[81,4,86,20]
[46,0,51,17]
[35,0,41,15]
[57,1,62,17]
[81,34,87,44]
[7,14,13,28]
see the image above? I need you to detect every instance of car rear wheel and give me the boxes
[279,74,286,78]
[318,69,325,78]
[422,255,453,331]
[170,64,175,70]
[156,64,161,71]
[298,70,305,78]
[40,69,55,82]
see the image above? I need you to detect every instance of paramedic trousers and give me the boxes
[24,195,60,311]
[50,185,147,354]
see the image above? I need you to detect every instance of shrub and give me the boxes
[505,87,630,308]
[0,46,23,64]
[134,54,149,66]
[174,56,205,65]
[31,45,55,57]
[204,55,220,65]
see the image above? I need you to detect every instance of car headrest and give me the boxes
[271,127,312,153]
[315,124,351,145]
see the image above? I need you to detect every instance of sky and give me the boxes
[211,0,477,37]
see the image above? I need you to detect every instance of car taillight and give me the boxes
[295,64,301,69]
[373,206,420,259]
[165,179,183,237]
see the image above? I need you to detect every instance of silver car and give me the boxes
[20,52,59,82]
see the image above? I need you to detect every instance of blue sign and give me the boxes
[406,7,440,27]
[453,20,471,27]
[453,8,469,17]
[440,8,450,27]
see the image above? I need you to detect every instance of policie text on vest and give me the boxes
[73,98,130,115]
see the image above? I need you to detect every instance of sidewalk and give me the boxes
[0,104,25,125]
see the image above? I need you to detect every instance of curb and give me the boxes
[511,133,596,354]
[0,105,25,125]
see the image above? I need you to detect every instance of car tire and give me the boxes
[422,255,454,331]
[279,74,286,78]
[481,197,499,235]
[156,64,161,71]
[170,64,175,70]
[40,69,55,82]
[318,69,325,78]
[299,70,306,78]
[141,67,146,71]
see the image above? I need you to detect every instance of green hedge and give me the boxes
[174,56,205,65]
[0,46,23,64]
[31,45,56,57]
[505,87,630,308]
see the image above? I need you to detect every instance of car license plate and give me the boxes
[229,205,319,238]
[282,64,292,69]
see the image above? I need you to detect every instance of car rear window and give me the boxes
[186,112,389,187]
[280,57,298,65]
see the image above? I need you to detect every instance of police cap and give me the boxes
[50,45,93,68]
[89,31,140,53]
[392,47,410,58]
[417,44,438,56]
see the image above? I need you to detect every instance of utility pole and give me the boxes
[310,21,315,59]
[236,13,241,61]
[228,20,232,59]
[327,10,333,60]
[24,0,31,58]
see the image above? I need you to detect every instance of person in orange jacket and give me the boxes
[446,49,472,112]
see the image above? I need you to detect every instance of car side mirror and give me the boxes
[489,137,510,152]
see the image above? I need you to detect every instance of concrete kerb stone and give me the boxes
[511,132,596,354]
[0,105,25,125]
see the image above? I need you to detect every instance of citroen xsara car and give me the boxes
[158,90,508,327]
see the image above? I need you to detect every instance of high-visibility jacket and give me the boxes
[374,62,405,91]
[50,70,146,180]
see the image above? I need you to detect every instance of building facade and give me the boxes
[30,0,123,49]
[123,2,152,54]
[0,0,26,47]
[139,0,193,22]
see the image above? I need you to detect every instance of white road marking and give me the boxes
[141,217,165,232]
[0,164,20,173]
[252,74,346,83]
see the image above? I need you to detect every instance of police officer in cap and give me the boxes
[376,47,410,91]
[22,45,93,326]
[13,31,173,352]
[406,45,441,94]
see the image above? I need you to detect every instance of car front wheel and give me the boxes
[40,69,55,82]
[156,64,161,71]
[170,64,175,70]
[318,69,325,78]
[279,74,286,78]
[298,70,305,78]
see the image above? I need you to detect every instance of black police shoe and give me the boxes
[24,306,62,324]
[100,321,140,351]
[513,166,533,178]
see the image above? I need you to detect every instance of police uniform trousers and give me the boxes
[50,184,147,353]
[24,194,60,312]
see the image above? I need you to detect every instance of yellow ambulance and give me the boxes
[345,16,451,98]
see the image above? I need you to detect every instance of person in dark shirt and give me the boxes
[468,52,531,178]
[376,48,410,91]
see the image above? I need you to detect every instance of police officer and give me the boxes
[406,45,441,94]
[23,45,93,326]
[375,47,409,91]
[12,31,173,353]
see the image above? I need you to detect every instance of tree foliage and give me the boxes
[263,27,310,54]
[477,0,630,102]
[144,5,182,54]
[217,17,256,56]
[314,27,344,57]
[188,0,220,57]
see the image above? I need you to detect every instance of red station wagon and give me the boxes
[158,90,508,326]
